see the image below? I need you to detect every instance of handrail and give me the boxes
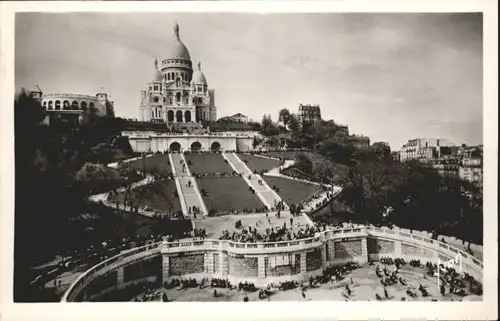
[42,93,99,99]
[60,241,163,302]
[61,225,483,302]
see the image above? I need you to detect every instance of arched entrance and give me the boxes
[176,110,183,122]
[191,141,202,151]
[211,141,221,152]
[167,110,174,122]
[184,110,191,123]
[169,142,181,152]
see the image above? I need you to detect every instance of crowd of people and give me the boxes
[192,228,207,238]
[134,289,167,302]
[192,171,240,178]
[375,256,483,299]
[94,280,161,302]
[219,223,324,243]
[210,278,232,289]
[163,278,199,290]
[212,206,270,216]
[188,205,203,218]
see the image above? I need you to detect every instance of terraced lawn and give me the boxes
[184,153,233,175]
[262,175,322,206]
[236,153,281,173]
[196,176,265,215]
[128,154,172,176]
[112,179,182,215]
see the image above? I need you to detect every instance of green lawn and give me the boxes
[128,154,173,176]
[196,176,265,214]
[184,153,233,175]
[262,175,322,206]
[237,153,281,172]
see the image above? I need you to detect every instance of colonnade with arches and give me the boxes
[42,99,95,111]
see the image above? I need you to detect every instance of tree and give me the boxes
[278,108,291,127]
[261,114,279,137]
[296,153,313,174]
[288,113,301,133]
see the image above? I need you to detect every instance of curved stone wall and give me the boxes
[61,226,483,302]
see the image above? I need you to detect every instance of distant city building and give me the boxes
[297,104,321,123]
[459,146,483,186]
[31,89,115,126]
[218,113,249,124]
[400,138,454,162]
[372,141,391,152]
[391,151,401,162]
[423,158,460,178]
[139,22,217,124]
[347,135,370,149]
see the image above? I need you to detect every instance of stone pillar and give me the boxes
[327,240,335,262]
[394,241,403,257]
[162,255,170,284]
[220,252,229,277]
[360,237,369,264]
[321,245,327,268]
[116,266,124,285]
[205,252,214,274]
[300,252,307,276]
[258,256,266,278]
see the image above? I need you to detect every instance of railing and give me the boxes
[366,226,483,270]
[127,133,255,139]
[43,93,98,100]
[60,241,163,302]
[62,225,483,302]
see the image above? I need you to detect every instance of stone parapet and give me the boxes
[61,226,484,302]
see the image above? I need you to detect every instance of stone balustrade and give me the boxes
[61,226,483,302]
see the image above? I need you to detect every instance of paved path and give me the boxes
[223,152,286,210]
[170,153,208,218]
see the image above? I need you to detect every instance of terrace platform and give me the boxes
[194,212,310,239]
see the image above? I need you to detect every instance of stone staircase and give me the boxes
[169,153,208,218]
[222,152,287,210]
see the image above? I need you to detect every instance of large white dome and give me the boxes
[166,22,191,61]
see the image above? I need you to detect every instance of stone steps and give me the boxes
[170,153,208,218]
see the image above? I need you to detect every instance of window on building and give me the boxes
[154,86,158,91]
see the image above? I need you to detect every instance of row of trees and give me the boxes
[270,107,482,244]
[13,90,176,301]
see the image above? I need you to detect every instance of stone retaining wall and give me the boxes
[169,254,204,276]
[367,238,395,254]
[62,227,484,302]
[334,239,363,259]
[228,256,258,277]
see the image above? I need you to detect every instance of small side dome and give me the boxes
[153,58,163,82]
[192,61,207,85]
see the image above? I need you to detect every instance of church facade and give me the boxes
[139,22,217,124]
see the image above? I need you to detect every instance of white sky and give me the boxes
[15,13,483,149]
